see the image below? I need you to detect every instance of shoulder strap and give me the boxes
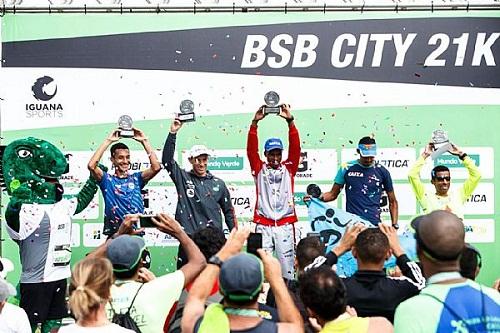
[108,282,145,315]
[126,283,145,314]
[420,292,480,333]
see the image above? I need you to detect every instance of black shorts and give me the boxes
[20,279,68,326]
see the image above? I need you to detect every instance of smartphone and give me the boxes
[138,215,156,228]
[247,233,263,257]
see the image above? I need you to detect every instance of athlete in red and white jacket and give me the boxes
[247,104,301,279]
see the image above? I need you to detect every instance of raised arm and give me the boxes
[257,249,304,333]
[133,128,161,182]
[279,104,301,175]
[87,129,120,181]
[75,165,107,214]
[379,224,425,289]
[181,228,250,333]
[247,107,266,174]
[408,144,432,204]
[447,144,482,201]
[162,120,183,181]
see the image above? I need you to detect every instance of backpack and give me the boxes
[109,283,145,333]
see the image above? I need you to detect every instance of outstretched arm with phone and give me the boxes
[151,213,206,287]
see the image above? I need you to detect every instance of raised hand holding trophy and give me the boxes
[430,129,452,160]
[177,99,196,123]
[118,115,134,138]
[263,91,281,115]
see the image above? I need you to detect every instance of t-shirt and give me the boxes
[334,160,394,224]
[0,302,31,333]
[58,323,134,333]
[99,171,145,235]
[106,270,185,333]
[321,315,369,333]
[6,198,77,283]
[394,279,500,332]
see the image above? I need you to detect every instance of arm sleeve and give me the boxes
[382,167,394,193]
[460,156,481,202]
[162,133,182,183]
[75,177,99,215]
[286,124,301,175]
[246,125,263,175]
[333,165,347,185]
[325,252,339,266]
[219,183,236,230]
[75,172,101,215]
[408,156,427,205]
[396,254,426,290]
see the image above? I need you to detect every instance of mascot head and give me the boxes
[2,137,68,203]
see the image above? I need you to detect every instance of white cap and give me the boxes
[0,278,16,302]
[0,258,14,279]
[188,145,213,159]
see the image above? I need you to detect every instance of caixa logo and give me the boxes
[25,76,63,118]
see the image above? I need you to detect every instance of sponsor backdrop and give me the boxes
[0,11,499,285]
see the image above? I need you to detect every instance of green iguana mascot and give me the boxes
[2,137,104,333]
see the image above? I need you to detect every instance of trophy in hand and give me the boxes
[263,91,282,115]
[177,99,196,123]
[430,129,452,160]
[118,115,134,138]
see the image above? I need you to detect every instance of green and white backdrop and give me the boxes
[0,11,499,285]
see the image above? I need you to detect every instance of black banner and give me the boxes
[3,17,500,87]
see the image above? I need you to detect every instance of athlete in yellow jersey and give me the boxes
[408,143,481,220]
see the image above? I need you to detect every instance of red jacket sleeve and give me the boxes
[247,124,263,175]
[285,124,301,175]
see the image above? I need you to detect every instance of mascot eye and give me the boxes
[17,149,33,159]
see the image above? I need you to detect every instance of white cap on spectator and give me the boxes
[0,279,16,302]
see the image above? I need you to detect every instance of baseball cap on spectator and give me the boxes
[264,138,283,152]
[107,235,146,272]
[219,253,264,302]
[188,145,213,159]
[357,137,377,157]
[411,214,464,261]
[0,278,16,302]
[0,257,14,279]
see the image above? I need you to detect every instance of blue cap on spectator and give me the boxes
[219,253,264,302]
[107,235,146,273]
[264,138,283,152]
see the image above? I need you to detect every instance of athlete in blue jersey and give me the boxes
[88,128,161,236]
[320,137,399,227]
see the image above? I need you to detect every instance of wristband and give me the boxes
[286,116,294,124]
[459,153,468,161]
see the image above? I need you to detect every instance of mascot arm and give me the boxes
[74,164,107,215]
[5,184,33,233]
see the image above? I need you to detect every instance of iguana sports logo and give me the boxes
[32,76,57,101]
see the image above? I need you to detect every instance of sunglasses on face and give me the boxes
[435,176,451,182]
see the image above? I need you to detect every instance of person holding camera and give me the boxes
[246,104,301,280]
[88,127,161,237]
[408,143,481,219]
